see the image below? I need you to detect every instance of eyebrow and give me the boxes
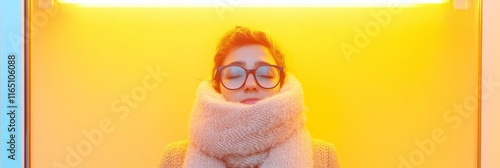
[226,61,272,67]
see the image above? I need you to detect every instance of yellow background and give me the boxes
[30,1,481,168]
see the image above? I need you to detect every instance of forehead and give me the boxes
[223,45,277,68]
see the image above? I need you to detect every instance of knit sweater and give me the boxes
[157,139,341,168]
[159,74,341,168]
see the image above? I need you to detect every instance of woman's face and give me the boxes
[220,45,281,104]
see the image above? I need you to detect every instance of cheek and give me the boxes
[220,86,239,102]
[266,87,281,96]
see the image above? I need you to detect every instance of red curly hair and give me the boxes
[212,26,286,92]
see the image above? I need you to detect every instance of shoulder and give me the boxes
[312,138,341,168]
[157,139,341,168]
[157,140,189,168]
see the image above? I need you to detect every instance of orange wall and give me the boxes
[30,1,482,168]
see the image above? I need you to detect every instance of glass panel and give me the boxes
[29,1,481,167]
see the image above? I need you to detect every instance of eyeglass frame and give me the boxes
[215,65,284,90]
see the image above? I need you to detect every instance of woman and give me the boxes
[158,26,341,168]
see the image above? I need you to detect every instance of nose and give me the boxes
[243,74,258,92]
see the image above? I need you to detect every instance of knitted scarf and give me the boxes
[183,74,313,168]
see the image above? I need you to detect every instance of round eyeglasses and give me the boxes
[216,65,284,90]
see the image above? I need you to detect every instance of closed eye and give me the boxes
[225,75,244,79]
[258,75,275,79]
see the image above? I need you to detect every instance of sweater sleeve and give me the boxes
[157,140,189,168]
[312,139,342,168]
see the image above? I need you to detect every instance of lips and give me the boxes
[240,98,260,104]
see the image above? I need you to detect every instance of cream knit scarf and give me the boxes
[183,74,313,168]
